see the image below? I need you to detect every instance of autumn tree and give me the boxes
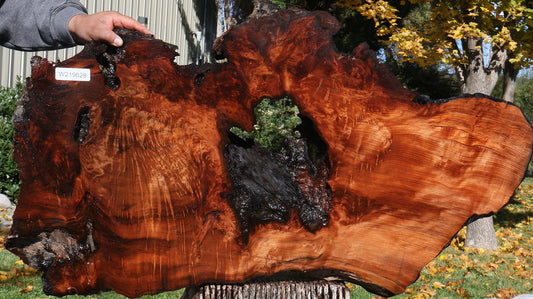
[337,0,532,95]
[383,2,460,99]
[336,0,533,250]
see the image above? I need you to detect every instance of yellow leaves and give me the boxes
[19,284,34,294]
[396,180,533,298]
[438,254,453,262]
[447,22,487,40]
[498,229,526,254]
[432,281,446,289]
[354,0,401,36]
[487,262,499,270]
[0,270,10,282]
[0,257,38,283]
[511,260,532,279]
[473,247,485,255]
[487,287,518,299]
[459,254,469,263]
[389,28,428,60]
[361,0,399,20]
[335,0,532,69]
[426,261,438,276]
[491,26,517,51]
[0,250,40,296]
[455,287,470,298]
[448,279,464,287]
[445,267,456,273]
[412,284,437,298]
[465,5,481,18]
[450,227,466,251]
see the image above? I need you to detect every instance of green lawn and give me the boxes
[351,177,533,299]
[1,178,532,298]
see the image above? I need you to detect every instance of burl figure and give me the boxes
[6,2,532,298]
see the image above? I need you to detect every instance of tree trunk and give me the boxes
[466,216,499,250]
[5,3,533,298]
[466,59,519,251]
[460,38,502,95]
[465,216,498,250]
[461,38,508,251]
[468,59,521,252]
[502,59,519,102]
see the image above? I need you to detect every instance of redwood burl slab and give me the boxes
[6,3,533,298]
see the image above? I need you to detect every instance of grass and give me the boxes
[351,177,533,299]
[1,179,532,298]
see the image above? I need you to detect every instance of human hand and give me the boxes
[68,11,153,47]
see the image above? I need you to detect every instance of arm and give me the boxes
[0,0,152,51]
[68,11,153,47]
[0,0,87,51]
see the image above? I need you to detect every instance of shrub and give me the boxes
[230,97,302,151]
[0,81,23,201]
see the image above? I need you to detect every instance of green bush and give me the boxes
[0,81,23,201]
[230,97,302,151]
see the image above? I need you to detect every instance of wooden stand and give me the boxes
[182,280,350,299]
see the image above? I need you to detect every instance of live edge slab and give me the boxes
[6,2,533,298]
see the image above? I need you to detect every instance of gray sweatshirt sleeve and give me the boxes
[0,0,87,51]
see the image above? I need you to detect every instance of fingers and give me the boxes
[69,11,153,47]
[100,30,123,47]
[111,14,153,35]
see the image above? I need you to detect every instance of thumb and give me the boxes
[99,30,123,47]
[111,35,123,47]
[108,33,123,47]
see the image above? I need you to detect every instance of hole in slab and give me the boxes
[224,96,332,243]
[95,46,122,90]
[73,106,91,144]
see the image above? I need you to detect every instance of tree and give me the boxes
[493,72,533,119]
[493,73,533,175]
[268,0,385,52]
[217,0,253,34]
[268,0,461,99]
[384,2,461,99]
[336,0,532,94]
[335,0,533,250]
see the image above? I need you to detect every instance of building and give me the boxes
[0,0,218,88]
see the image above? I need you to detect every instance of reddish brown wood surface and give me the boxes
[6,3,533,298]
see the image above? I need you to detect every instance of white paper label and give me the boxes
[55,67,91,81]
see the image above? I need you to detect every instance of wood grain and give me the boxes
[6,3,532,297]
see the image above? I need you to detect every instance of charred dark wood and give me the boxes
[224,136,331,242]
[6,2,533,298]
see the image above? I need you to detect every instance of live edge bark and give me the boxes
[6,3,533,298]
